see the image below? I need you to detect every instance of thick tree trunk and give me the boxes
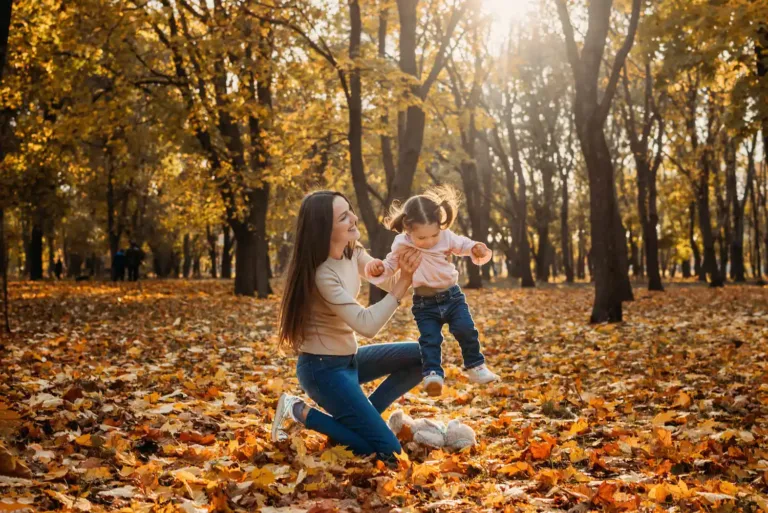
[556,0,640,320]
[251,187,273,297]
[28,220,43,280]
[583,128,633,322]
[231,189,272,298]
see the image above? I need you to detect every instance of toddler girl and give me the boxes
[366,186,500,396]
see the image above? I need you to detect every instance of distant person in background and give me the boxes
[112,249,126,281]
[54,259,63,280]
[126,241,145,281]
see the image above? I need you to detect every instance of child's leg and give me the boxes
[446,293,485,370]
[412,302,445,377]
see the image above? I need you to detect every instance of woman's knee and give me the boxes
[402,342,423,363]
[374,433,403,461]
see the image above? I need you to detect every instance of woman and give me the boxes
[272,191,424,463]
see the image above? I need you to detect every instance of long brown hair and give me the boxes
[278,190,356,353]
[385,185,460,233]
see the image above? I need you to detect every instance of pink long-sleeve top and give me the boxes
[366,229,492,291]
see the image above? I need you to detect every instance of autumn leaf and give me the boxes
[250,467,276,488]
[320,446,355,464]
[529,440,554,460]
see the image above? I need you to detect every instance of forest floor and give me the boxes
[1,279,768,512]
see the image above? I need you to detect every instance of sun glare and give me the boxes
[481,0,537,24]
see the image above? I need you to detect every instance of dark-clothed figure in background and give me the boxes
[126,241,145,282]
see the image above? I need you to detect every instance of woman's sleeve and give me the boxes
[357,247,400,292]
[316,265,399,339]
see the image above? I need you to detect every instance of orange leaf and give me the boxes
[530,440,554,460]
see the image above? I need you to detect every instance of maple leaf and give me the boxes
[250,466,276,488]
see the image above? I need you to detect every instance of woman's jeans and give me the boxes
[412,285,485,378]
[296,342,422,462]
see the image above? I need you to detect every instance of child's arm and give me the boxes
[364,250,400,286]
[358,247,401,290]
[446,230,493,266]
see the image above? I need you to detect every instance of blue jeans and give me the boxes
[412,285,485,377]
[296,342,422,462]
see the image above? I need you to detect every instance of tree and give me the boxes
[130,0,277,297]
[280,1,468,301]
[620,58,665,291]
[555,0,640,322]
[0,0,13,333]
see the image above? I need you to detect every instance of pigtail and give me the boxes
[437,200,451,228]
[425,185,459,229]
[384,201,408,233]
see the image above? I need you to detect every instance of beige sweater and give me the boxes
[300,247,400,355]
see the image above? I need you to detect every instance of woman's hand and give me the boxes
[398,247,422,278]
[390,248,421,302]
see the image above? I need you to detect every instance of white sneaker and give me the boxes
[465,364,500,384]
[423,372,444,397]
[271,393,302,442]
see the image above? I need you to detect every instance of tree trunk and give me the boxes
[183,233,191,278]
[635,154,663,290]
[193,254,201,278]
[560,176,574,283]
[628,228,639,277]
[697,160,724,287]
[644,172,663,291]
[221,224,233,279]
[46,230,55,279]
[1,207,9,334]
[577,221,586,280]
[750,161,763,282]
[730,137,755,283]
[250,187,273,297]
[206,224,217,279]
[556,0,640,321]
[583,128,633,321]
[28,220,43,280]
[689,201,704,280]
[681,259,691,278]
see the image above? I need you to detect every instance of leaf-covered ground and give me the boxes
[2,280,768,512]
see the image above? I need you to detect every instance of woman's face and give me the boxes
[330,196,360,251]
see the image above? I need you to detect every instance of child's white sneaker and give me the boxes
[465,364,500,384]
[423,371,444,397]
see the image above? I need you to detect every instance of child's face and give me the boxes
[408,222,441,250]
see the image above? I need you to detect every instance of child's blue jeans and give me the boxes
[411,285,485,377]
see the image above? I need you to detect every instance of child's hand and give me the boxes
[472,243,491,260]
[366,259,385,277]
